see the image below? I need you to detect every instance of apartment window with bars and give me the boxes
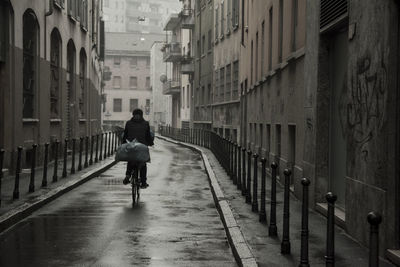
[226,64,231,101]
[220,67,225,102]
[233,61,239,99]
[113,98,122,112]
[23,10,38,118]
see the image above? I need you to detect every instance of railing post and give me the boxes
[28,144,38,193]
[103,133,107,159]
[89,135,94,165]
[325,192,337,267]
[259,158,267,222]
[367,211,382,267]
[246,150,252,204]
[0,149,4,206]
[78,137,83,171]
[52,140,59,182]
[70,138,76,174]
[242,148,246,196]
[13,146,22,199]
[99,133,103,161]
[281,168,292,254]
[95,134,99,163]
[269,162,278,237]
[108,132,111,156]
[42,143,49,187]
[237,145,241,190]
[62,139,68,178]
[299,178,311,267]
[84,136,89,167]
[252,153,259,212]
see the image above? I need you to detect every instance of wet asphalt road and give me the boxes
[0,139,236,267]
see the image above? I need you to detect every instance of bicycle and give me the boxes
[130,165,141,206]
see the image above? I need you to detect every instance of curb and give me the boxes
[157,135,258,267]
[0,159,118,233]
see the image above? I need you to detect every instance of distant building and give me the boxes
[103,32,164,128]
[0,0,104,170]
[103,0,127,32]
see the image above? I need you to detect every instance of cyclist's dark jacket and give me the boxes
[122,115,154,146]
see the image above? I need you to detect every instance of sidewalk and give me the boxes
[158,135,394,267]
[0,147,117,232]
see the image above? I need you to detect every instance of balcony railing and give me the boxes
[163,43,182,62]
[180,8,194,29]
[162,79,181,95]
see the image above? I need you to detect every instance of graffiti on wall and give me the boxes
[347,51,387,161]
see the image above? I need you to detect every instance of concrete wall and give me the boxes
[0,0,103,170]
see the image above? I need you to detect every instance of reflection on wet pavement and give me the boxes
[0,140,236,267]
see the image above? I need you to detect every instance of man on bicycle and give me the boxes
[122,108,154,188]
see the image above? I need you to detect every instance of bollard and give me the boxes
[269,162,278,237]
[70,138,76,174]
[103,133,107,159]
[325,192,337,267]
[252,153,259,212]
[95,134,99,163]
[367,212,382,267]
[42,143,49,187]
[13,146,23,199]
[259,158,267,222]
[0,149,4,206]
[28,144,38,193]
[84,136,89,167]
[62,139,68,178]
[246,150,252,204]
[99,133,103,161]
[108,132,111,156]
[233,143,237,185]
[242,148,246,196]
[281,168,292,254]
[237,145,242,190]
[52,140,59,182]
[89,135,94,165]
[78,137,83,171]
[299,178,311,267]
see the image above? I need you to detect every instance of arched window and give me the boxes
[23,10,39,118]
[50,29,61,118]
[66,40,76,138]
[79,49,86,118]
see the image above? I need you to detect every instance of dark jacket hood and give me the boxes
[131,114,144,122]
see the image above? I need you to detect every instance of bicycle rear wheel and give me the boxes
[131,168,139,205]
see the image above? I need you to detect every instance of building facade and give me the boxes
[0,0,104,170]
[162,0,194,129]
[212,0,240,141]
[103,0,126,32]
[103,32,164,128]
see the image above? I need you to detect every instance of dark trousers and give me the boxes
[126,162,147,183]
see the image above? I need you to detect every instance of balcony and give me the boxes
[163,79,181,95]
[180,9,194,29]
[181,55,194,74]
[164,13,180,31]
[163,42,182,62]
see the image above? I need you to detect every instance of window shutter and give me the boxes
[320,0,348,30]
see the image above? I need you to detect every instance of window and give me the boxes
[79,49,87,118]
[291,0,298,52]
[114,56,121,67]
[67,0,80,20]
[261,21,265,77]
[187,85,190,108]
[220,1,224,37]
[202,35,205,55]
[113,76,121,88]
[130,99,138,111]
[255,32,259,82]
[278,0,283,62]
[268,7,273,71]
[182,87,185,108]
[220,67,225,102]
[80,0,88,29]
[227,0,231,31]
[226,64,231,101]
[208,30,212,50]
[113,98,122,112]
[50,29,61,118]
[215,5,219,40]
[232,0,239,27]
[130,57,137,68]
[233,61,239,99]
[129,76,137,88]
[146,77,150,89]
[23,10,39,118]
